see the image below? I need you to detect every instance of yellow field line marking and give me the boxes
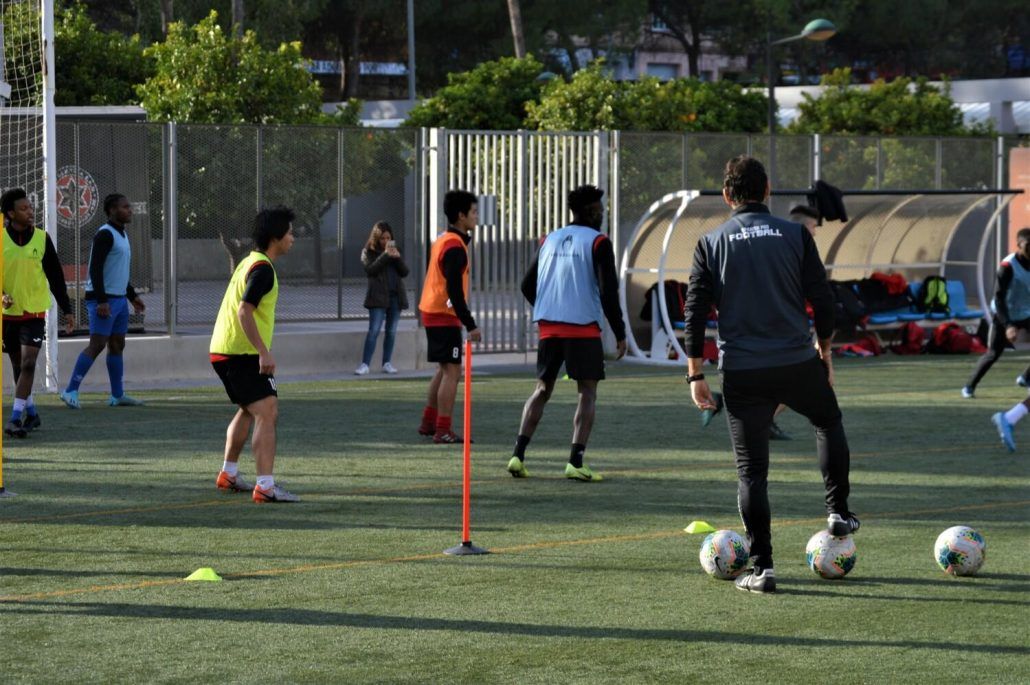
[4,442,997,525]
[1,499,1026,604]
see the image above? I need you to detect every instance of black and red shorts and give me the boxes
[536,337,605,382]
[212,355,277,406]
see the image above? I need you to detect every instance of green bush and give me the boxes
[788,68,982,137]
[137,11,324,125]
[405,55,547,130]
[526,63,767,133]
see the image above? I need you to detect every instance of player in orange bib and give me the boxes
[417,190,481,443]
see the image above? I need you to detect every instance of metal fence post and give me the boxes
[164,121,178,336]
[876,138,883,189]
[812,133,821,182]
[516,129,528,354]
[336,127,345,319]
[255,126,264,210]
[996,135,1006,266]
[596,129,609,233]
[610,130,621,255]
[935,137,943,189]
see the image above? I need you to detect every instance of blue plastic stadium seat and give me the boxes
[946,280,984,319]
[867,313,900,325]
[897,312,925,322]
[673,321,685,330]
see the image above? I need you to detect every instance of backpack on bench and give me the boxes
[917,276,950,315]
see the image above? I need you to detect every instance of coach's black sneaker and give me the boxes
[4,418,27,438]
[827,512,861,537]
[735,568,776,594]
[22,413,41,432]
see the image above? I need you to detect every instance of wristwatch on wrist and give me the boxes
[686,373,706,384]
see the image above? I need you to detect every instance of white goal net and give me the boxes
[0,0,58,391]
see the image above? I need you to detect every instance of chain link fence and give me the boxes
[51,123,1019,342]
[54,122,418,333]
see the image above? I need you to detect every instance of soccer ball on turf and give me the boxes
[699,529,750,579]
[806,531,857,579]
[934,526,986,576]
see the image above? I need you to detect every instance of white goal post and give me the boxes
[0,0,58,392]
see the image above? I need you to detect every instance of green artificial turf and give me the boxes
[1,355,1027,683]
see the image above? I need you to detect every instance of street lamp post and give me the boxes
[766,18,836,199]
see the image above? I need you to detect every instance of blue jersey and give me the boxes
[533,225,605,327]
[85,223,132,296]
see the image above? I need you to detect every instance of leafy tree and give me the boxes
[526,62,767,132]
[524,62,626,130]
[405,55,547,130]
[788,68,975,136]
[137,11,324,124]
[1,1,149,106]
[55,2,152,106]
[137,11,379,271]
[522,0,646,74]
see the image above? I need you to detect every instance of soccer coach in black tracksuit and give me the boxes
[683,155,859,594]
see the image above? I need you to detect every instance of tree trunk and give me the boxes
[343,15,363,99]
[218,231,251,273]
[507,0,526,58]
[232,0,245,38]
[159,0,173,36]
[688,22,701,77]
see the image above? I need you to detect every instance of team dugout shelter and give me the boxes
[619,188,1024,363]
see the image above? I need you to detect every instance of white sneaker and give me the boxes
[383,362,398,374]
[1017,375,1028,388]
[354,363,370,376]
[961,386,975,399]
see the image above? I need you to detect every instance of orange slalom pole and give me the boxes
[443,338,487,555]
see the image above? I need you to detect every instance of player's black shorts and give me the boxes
[2,318,46,352]
[537,337,605,381]
[426,326,462,364]
[212,355,278,406]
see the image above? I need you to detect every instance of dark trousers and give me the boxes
[966,315,1030,390]
[722,356,851,570]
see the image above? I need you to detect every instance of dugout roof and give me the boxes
[618,189,1020,362]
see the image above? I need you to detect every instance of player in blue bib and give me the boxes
[59,194,146,409]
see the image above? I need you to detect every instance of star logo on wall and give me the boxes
[55,166,99,228]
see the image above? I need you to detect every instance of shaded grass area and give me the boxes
[1,355,1028,683]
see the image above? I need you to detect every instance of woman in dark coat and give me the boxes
[355,221,409,375]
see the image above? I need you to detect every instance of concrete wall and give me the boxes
[151,238,342,282]
[2,324,424,393]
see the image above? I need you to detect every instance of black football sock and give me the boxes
[513,434,531,460]
[569,443,586,468]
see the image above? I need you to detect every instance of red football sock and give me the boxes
[421,406,438,427]
[436,415,452,433]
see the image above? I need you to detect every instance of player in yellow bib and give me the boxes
[210,206,298,503]
[1,188,75,438]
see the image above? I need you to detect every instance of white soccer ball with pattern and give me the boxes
[934,526,986,576]
[806,531,857,579]
[698,530,750,579]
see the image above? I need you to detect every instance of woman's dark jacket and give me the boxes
[362,247,409,309]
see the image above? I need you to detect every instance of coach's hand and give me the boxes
[259,350,276,375]
[97,302,111,318]
[1006,325,1019,343]
[468,328,482,343]
[63,313,75,335]
[615,339,627,360]
[691,379,717,411]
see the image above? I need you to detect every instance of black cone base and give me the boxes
[444,541,489,556]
